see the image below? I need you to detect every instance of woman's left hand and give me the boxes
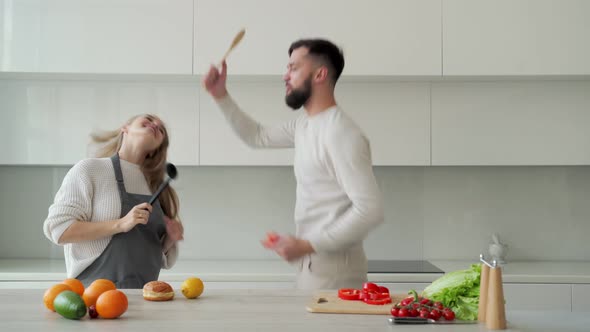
[164,216,184,242]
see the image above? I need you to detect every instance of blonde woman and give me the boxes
[43,114,183,288]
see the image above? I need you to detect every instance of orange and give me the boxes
[83,280,117,307]
[90,279,116,289]
[43,283,72,311]
[96,290,128,319]
[62,278,85,296]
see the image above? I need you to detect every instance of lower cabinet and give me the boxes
[500,283,572,311]
[572,284,590,312]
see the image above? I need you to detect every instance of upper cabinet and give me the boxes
[194,0,442,76]
[199,82,298,166]
[0,80,199,165]
[337,83,431,166]
[199,82,432,166]
[443,0,590,76]
[3,0,589,77]
[431,81,590,165]
[0,0,193,74]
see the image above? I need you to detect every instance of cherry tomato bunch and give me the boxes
[390,290,455,321]
[337,282,392,305]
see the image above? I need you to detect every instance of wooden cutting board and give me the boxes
[306,292,406,315]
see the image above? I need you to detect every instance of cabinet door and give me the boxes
[572,284,590,312]
[199,82,431,166]
[199,82,297,165]
[431,81,590,165]
[0,0,193,74]
[0,80,199,165]
[503,283,571,311]
[443,0,590,75]
[338,82,431,166]
[194,0,441,76]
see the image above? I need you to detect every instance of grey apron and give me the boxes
[76,154,166,289]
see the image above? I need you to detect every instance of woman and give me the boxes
[43,114,184,288]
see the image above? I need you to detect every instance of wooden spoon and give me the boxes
[221,28,246,62]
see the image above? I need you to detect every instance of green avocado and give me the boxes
[53,290,87,320]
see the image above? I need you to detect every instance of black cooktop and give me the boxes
[367,260,444,273]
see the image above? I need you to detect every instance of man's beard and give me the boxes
[285,77,312,110]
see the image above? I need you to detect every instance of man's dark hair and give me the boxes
[288,39,345,84]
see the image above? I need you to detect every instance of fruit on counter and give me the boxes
[96,290,128,319]
[390,290,455,321]
[422,264,481,321]
[43,283,73,312]
[181,277,205,299]
[83,279,117,307]
[90,278,117,290]
[62,278,85,296]
[53,290,87,320]
[442,308,455,320]
[88,305,98,319]
[43,278,131,321]
[337,282,392,305]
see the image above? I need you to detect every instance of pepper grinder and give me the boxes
[478,254,490,323]
[482,256,507,330]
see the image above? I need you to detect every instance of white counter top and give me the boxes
[430,260,590,284]
[0,259,442,283]
[1,259,589,284]
[1,289,589,332]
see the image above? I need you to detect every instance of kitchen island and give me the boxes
[1,289,588,332]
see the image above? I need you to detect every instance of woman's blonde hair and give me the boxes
[90,114,179,219]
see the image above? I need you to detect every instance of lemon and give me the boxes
[181,277,204,299]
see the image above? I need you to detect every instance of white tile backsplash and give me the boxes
[1,165,589,261]
[422,166,590,260]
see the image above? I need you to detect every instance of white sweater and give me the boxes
[216,95,384,253]
[43,158,178,279]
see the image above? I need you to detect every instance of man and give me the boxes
[202,39,384,289]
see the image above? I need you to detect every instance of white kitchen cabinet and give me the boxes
[199,82,297,166]
[0,0,193,74]
[503,283,572,311]
[431,81,590,165]
[443,0,590,76]
[0,80,199,165]
[194,0,441,76]
[337,83,430,166]
[572,284,590,312]
[199,82,431,166]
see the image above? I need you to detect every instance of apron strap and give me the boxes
[110,154,128,197]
